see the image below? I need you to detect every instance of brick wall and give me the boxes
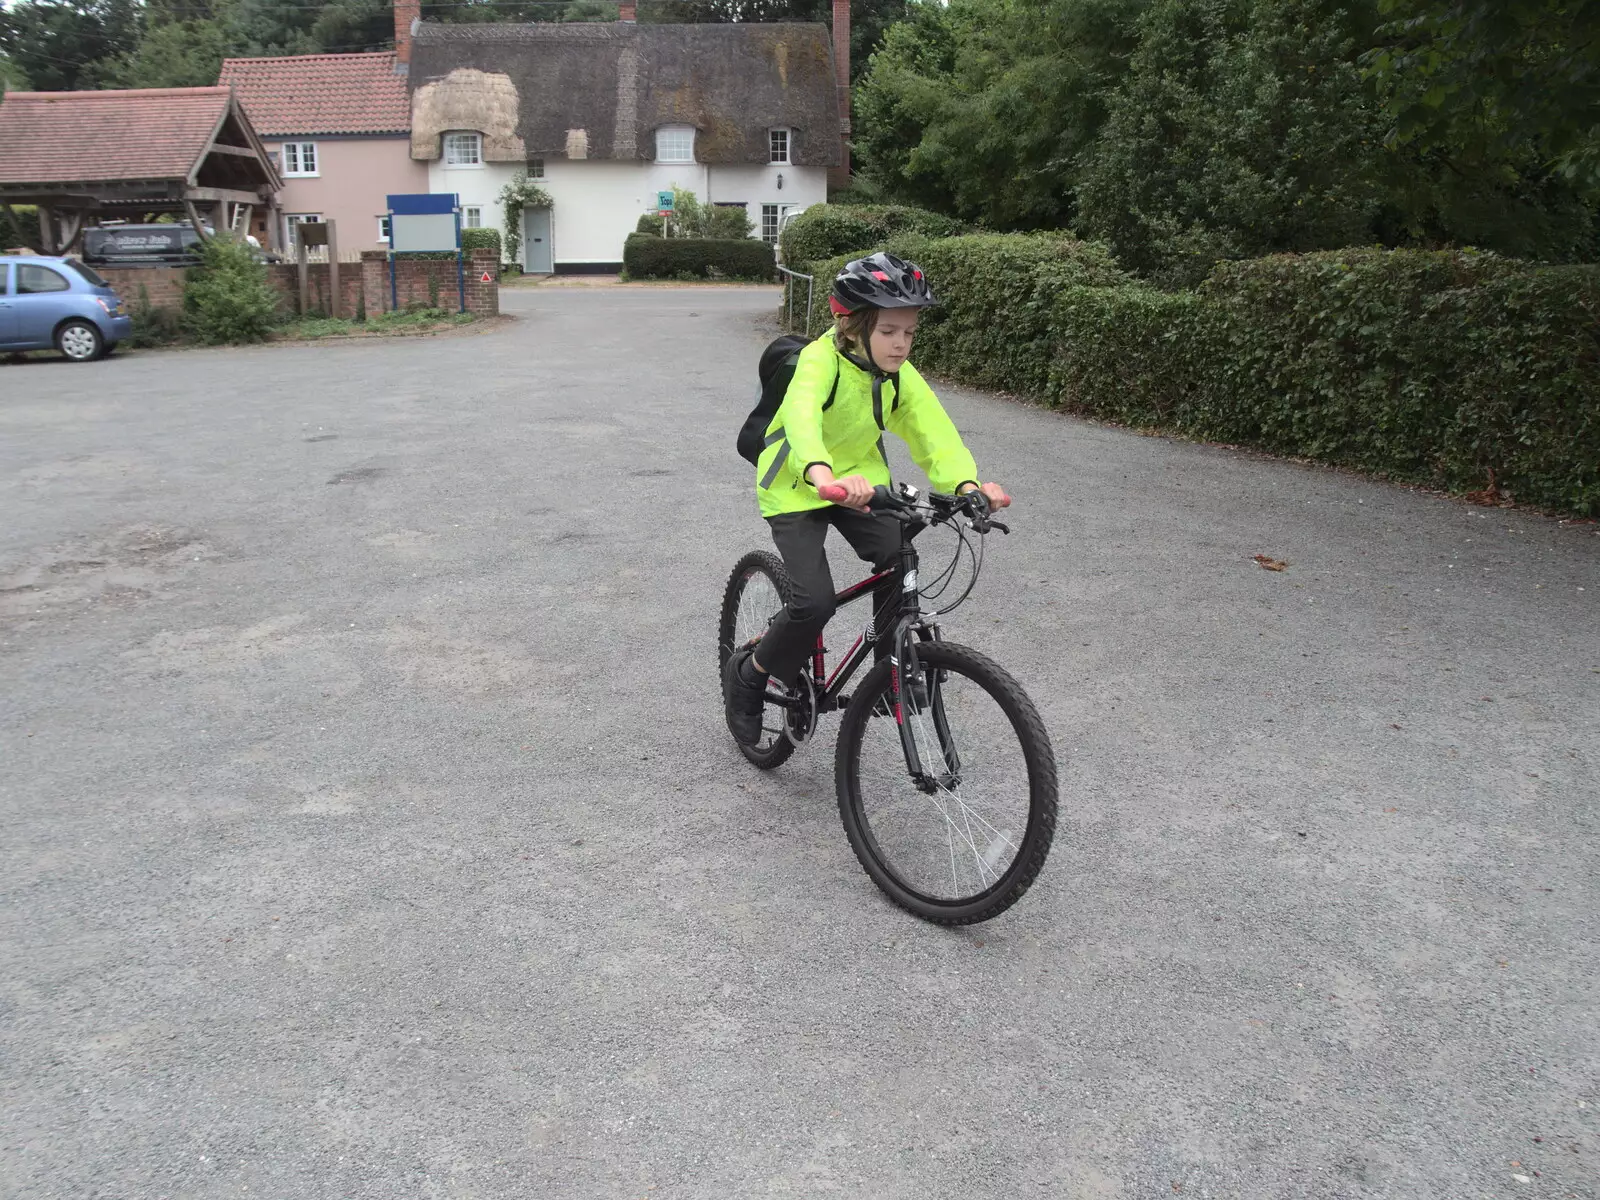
[96,265,188,314]
[97,250,499,324]
[360,249,500,318]
[266,263,366,319]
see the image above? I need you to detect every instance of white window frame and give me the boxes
[377,215,392,243]
[443,132,483,168]
[528,157,545,179]
[769,128,791,165]
[284,212,322,249]
[654,125,696,164]
[760,203,782,245]
[281,141,318,177]
[463,206,483,229]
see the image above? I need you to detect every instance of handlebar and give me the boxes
[816,482,1009,534]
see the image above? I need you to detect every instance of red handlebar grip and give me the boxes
[817,483,848,503]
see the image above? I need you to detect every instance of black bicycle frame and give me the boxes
[780,525,956,790]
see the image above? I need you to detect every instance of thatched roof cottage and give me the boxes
[406,17,844,273]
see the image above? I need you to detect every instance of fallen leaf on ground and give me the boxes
[1253,554,1289,571]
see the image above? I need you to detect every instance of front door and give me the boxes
[523,207,553,274]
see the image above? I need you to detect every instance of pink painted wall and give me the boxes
[266,135,429,252]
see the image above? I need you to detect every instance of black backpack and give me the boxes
[736,335,840,464]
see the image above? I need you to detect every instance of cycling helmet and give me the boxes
[829,252,938,315]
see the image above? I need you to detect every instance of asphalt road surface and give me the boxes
[3,286,1597,1199]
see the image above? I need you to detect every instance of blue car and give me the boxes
[0,255,134,362]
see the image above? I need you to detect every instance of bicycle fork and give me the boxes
[888,593,962,795]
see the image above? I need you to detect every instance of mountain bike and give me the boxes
[717,483,1058,925]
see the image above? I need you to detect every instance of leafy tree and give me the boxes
[1077,0,1387,283]
[854,0,1148,228]
[0,51,29,92]
[1367,0,1600,193]
[112,0,232,87]
[0,0,138,90]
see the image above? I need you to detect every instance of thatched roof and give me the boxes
[409,22,841,167]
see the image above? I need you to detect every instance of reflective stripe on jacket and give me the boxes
[754,334,979,517]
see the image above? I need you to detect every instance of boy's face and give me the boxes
[869,309,919,372]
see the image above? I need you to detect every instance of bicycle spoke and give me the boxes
[851,656,1034,904]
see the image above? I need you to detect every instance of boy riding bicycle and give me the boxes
[723,252,1011,745]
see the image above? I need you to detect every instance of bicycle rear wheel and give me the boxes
[835,641,1057,924]
[718,550,797,770]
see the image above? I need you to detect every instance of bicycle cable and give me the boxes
[919,511,987,616]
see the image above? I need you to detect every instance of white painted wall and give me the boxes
[423,158,514,248]
[707,163,828,229]
[425,156,831,269]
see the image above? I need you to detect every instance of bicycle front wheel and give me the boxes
[835,641,1057,924]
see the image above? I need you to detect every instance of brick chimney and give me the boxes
[831,0,852,188]
[394,0,420,65]
[618,1,636,21]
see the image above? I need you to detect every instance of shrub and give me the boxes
[462,227,502,261]
[0,203,37,252]
[1047,285,1211,426]
[778,204,966,268]
[622,234,775,280]
[1045,249,1600,515]
[125,283,185,349]
[882,232,1131,395]
[789,231,1131,396]
[183,236,279,344]
[637,194,756,241]
[704,204,755,240]
[784,234,1600,515]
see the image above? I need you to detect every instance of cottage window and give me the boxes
[281,141,318,176]
[463,206,483,228]
[769,129,790,164]
[655,126,695,164]
[444,132,483,167]
[377,216,392,242]
[760,204,782,245]
[285,213,322,249]
[528,157,545,179]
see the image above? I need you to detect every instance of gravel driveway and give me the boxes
[2,285,1597,1198]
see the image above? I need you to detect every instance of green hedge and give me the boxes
[462,227,502,260]
[778,204,966,267]
[622,233,774,280]
[790,232,1131,396]
[1046,249,1599,515]
[783,230,1599,516]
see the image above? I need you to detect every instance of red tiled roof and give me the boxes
[219,52,409,137]
[0,87,232,185]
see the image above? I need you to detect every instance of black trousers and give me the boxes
[758,506,903,682]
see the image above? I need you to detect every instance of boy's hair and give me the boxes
[834,307,878,355]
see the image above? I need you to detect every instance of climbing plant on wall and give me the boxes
[498,170,553,265]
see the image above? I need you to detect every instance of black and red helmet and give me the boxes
[829,252,938,316]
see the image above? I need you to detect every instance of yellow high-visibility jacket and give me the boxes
[754,334,979,517]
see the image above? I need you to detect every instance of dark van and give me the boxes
[82,224,207,266]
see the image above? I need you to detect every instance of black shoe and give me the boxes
[723,647,768,745]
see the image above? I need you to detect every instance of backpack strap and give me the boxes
[820,352,841,412]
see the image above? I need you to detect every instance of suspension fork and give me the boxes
[884,535,951,790]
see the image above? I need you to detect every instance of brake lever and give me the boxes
[989,519,1010,535]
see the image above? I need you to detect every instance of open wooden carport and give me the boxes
[0,85,282,253]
